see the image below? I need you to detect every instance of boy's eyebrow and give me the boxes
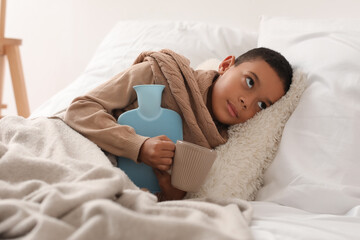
[249,71,259,84]
[266,99,273,106]
[249,71,273,106]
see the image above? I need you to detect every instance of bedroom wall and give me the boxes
[3,0,360,116]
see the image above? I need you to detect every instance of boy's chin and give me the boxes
[219,117,247,126]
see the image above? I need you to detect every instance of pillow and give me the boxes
[30,20,257,118]
[255,16,360,214]
[186,59,306,201]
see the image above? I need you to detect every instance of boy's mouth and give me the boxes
[227,100,238,118]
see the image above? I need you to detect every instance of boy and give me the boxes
[63,47,292,201]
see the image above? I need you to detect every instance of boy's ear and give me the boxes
[218,56,235,75]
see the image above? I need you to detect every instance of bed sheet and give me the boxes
[251,201,360,240]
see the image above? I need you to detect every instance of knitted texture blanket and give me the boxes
[0,116,252,240]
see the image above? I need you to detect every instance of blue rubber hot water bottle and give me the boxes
[117,84,183,193]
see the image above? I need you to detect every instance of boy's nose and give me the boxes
[240,97,247,110]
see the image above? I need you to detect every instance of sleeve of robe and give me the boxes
[64,62,155,162]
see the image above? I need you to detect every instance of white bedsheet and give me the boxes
[251,201,360,240]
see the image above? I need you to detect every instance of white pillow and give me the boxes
[255,16,360,214]
[30,20,257,118]
[187,60,306,201]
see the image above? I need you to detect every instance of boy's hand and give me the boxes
[138,135,175,171]
[154,169,186,201]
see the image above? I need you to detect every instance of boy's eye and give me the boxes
[246,77,254,88]
[258,102,267,110]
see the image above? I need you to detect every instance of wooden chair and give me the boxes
[0,0,29,118]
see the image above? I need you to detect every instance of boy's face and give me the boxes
[211,56,285,125]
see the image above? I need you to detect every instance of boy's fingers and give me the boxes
[158,135,172,141]
[158,136,175,145]
[152,135,175,150]
[154,168,165,177]
[154,168,171,178]
[159,157,172,166]
[160,150,175,158]
[160,141,176,151]
[153,168,161,176]
[159,165,171,171]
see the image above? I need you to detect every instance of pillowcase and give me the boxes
[255,16,360,214]
[186,59,306,201]
[30,20,257,118]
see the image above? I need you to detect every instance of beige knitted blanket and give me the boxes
[134,49,228,149]
[0,116,252,240]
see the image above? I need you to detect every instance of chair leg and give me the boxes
[0,55,5,117]
[6,44,30,118]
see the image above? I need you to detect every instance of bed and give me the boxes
[1,11,360,240]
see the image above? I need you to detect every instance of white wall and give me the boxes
[3,0,360,116]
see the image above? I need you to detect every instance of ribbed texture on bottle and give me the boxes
[171,141,217,192]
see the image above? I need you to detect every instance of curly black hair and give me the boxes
[235,47,293,93]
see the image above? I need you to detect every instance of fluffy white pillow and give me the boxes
[255,16,360,214]
[187,60,306,201]
[30,20,257,118]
